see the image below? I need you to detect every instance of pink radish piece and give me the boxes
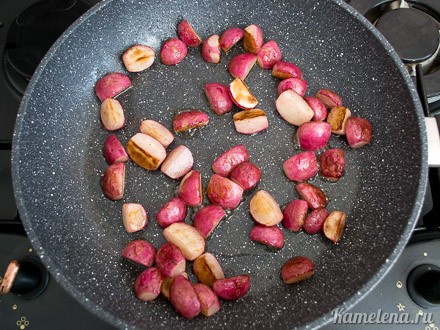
[282,199,308,232]
[202,35,221,64]
[155,242,186,278]
[103,134,128,164]
[277,78,308,96]
[193,205,226,238]
[220,27,244,52]
[276,90,314,126]
[173,110,209,133]
[319,148,346,182]
[121,239,156,267]
[163,222,205,261]
[283,151,318,182]
[233,109,268,135]
[281,256,314,284]
[134,267,163,301]
[228,53,257,80]
[249,224,284,249]
[297,121,332,151]
[327,106,351,135]
[161,145,194,179]
[122,44,155,72]
[256,40,282,69]
[206,174,244,210]
[170,275,201,319]
[156,197,187,228]
[228,78,258,110]
[122,203,148,233]
[95,72,132,102]
[304,208,329,234]
[243,24,263,54]
[100,98,125,131]
[345,116,373,148]
[204,82,233,116]
[212,144,250,177]
[102,162,125,200]
[139,119,174,148]
[316,89,342,108]
[160,38,188,66]
[249,190,283,226]
[323,210,346,243]
[229,161,262,191]
[177,20,202,47]
[304,96,328,121]
[213,275,251,301]
[295,182,327,210]
[272,62,302,79]
[193,253,225,287]
[126,133,166,171]
[178,170,203,207]
[193,283,221,317]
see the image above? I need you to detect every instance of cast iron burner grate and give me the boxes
[4,0,92,95]
[349,0,440,109]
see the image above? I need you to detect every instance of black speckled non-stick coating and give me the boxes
[12,0,428,329]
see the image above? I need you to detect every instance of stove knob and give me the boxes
[0,255,49,299]
[407,264,440,309]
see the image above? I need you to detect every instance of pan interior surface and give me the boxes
[12,0,427,329]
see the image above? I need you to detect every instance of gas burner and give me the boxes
[349,0,440,102]
[4,0,92,95]
[376,8,439,67]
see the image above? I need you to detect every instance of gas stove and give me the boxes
[0,0,439,329]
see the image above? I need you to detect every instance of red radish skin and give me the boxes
[213,275,251,301]
[316,89,342,108]
[160,38,188,66]
[95,72,132,102]
[134,267,163,301]
[193,283,221,317]
[212,144,250,177]
[202,34,221,64]
[256,40,282,69]
[278,77,308,96]
[102,162,125,200]
[178,170,203,207]
[304,96,328,121]
[122,44,155,72]
[304,208,329,234]
[243,24,263,54]
[160,145,194,179]
[249,224,284,249]
[283,151,318,182]
[204,83,233,116]
[295,183,326,210]
[156,197,187,228]
[229,161,262,191]
[122,203,148,233]
[193,205,226,238]
[173,110,209,133]
[103,134,128,164]
[220,27,244,52]
[121,240,156,267]
[272,61,303,79]
[228,53,257,80]
[297,121,332,151]
[345,116,373,148]
[177,20,202,47]
[170,275,201,319]
[282,199,308,232]
[319,148,346,182]
[206,174,244,210]
[280,256,314,284]
[155,242,186,278]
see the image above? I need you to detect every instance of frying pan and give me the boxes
[11,0,428,328]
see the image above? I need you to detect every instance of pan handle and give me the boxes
[416,64,440,167]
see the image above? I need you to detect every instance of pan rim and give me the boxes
[10,0,429,329]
